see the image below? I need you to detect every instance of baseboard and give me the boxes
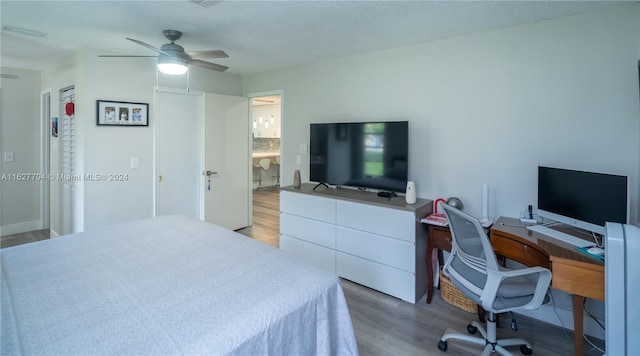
[0,220,42,237]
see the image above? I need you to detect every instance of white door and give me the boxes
[155,89,203,219]
[203,93,250,230]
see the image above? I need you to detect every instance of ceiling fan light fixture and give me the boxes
[157,55,188,75]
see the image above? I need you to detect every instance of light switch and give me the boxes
[4,152,14,162]
[130,157,140,169]
[299,144,307,154]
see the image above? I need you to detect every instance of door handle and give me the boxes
[158,175,163,182]
[205,170,218,176]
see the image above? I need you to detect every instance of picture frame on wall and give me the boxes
[96,100,148,126]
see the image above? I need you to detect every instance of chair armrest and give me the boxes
[480,266,552,314]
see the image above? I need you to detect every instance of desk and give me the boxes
[490,217,604,356]
[425,224,484,322]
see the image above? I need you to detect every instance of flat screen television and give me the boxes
[537,166,628,235]
[310,121,408,193]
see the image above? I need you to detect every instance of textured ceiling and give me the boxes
[0,1,633,75]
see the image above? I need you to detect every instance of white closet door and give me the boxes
[155,89,203,219]
[60,87,74,235]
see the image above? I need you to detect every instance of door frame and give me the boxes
[246,89,284,226]
[40,88,52,230]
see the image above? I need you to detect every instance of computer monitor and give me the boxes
[537,166,628,235]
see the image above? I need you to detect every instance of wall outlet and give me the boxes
[296,155,301,165]
[130,157,140,169]
[299,143,307,154]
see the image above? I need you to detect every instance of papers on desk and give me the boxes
[422,213,448,226]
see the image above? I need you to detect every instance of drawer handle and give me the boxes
[445,237,452,245]
[524,245,529,255]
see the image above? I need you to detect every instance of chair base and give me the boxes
[438,319,532,356]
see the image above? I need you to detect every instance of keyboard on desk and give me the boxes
[526,225,593,248]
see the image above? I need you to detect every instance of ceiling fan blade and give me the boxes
[126,37,170,56]
[190,59,228,72]
[187,50,229,60]
[98,55,158,58]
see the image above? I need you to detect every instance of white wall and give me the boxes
[37,48,245,232]
[245,4,640,225]
[0,68,42,235]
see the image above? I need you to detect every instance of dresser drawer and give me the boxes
[280,213,336,249]
[337,252,415,303]
[336,200,414,242]
[491,233,550,268]
[280,235,336,273]
[280,190,336,223]
[337,226,414,272]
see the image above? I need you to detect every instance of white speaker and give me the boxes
[480,184,492,226]
[405,181,416,204]
[482,184,489,221]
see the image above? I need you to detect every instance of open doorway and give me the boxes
[237,94,281,247]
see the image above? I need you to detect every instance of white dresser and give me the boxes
[280,184,432,304]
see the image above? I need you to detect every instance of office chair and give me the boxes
[437,203,551,356]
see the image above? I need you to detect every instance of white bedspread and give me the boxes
[1,215,358,355]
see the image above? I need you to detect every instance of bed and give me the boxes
[1,215,358,355]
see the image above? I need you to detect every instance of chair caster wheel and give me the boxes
[438,340,448,352]
[520,345,533,355]
[467,324,478,334]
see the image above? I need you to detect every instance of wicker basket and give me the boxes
[439,266,477,313]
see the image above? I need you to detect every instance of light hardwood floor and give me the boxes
[3,189,605,355]
[236,186,280,247]
[1,228,50,248]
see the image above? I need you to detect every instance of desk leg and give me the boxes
[572,294,584,356]
[426,242,434,304]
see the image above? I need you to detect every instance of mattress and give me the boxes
[1,215,358,355]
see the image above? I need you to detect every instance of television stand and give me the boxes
[312,182,329,191]
[377,191,396,200]
[280,183,432,303]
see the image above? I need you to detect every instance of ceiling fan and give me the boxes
[99,29,228,74]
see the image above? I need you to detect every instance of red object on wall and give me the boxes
[65,102,74,116]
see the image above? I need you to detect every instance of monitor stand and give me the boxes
[313,182,329,191]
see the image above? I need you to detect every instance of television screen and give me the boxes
[537,166,628,234]
[310,121,408,192]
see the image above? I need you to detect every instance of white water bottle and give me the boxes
[405,181,416,204]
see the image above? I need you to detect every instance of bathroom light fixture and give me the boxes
[157,54,188,75]
[270,115,274,124]
[259,116,263,124]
